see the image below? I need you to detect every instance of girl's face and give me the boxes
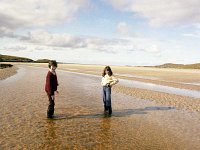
[51,66,57,71]
[105,70,110,75]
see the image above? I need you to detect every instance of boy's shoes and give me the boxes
[47,116,53,119]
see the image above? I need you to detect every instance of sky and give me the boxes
[0,0,200,66]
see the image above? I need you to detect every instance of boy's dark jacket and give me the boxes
[45,71,58,95]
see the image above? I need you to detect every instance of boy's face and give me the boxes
[51,65,57,71]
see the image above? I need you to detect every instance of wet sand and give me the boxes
[0,65,200,149]
[16,63,200,91]
[16,63,200,111]
[0,65,18,80]
[114,86,200,112]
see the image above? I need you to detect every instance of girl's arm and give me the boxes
[110,76,119,86]
[101,77,107,86]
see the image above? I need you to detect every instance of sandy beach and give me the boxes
[0,64,200,149]
[10,63,200,112]
[14,63,200,90]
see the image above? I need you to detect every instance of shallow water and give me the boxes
[59,69,200,99]
[116,73,200,86]
[115,73,159,80]
[186,82,200,86]
[0,66,200,149]
[119,79,200,99]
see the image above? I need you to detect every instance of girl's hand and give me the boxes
[106,83,111,87]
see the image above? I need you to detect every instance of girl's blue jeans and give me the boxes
[103,86,111,107]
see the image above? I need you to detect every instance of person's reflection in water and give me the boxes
[41,120,60,149]
[47,120,56,138]
[99,118,113,149]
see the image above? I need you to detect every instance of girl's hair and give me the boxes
[48,60,57,68]
[102,66,113,77]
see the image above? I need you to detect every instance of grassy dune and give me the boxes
[0,54,33,62]
[0,54,50,63]
[154,63,200,69]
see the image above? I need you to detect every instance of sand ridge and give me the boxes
[0,65,18,80]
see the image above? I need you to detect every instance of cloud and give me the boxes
[0,0,89,35]
[106,0,200,27]
[20,30,124,53]
[182,32,200,38]
[182,26,200,38]
[2,45,28,51]
[117,22,129,34]
[0,27,15,37]
[19,29,162,54]
[21,29,87,48]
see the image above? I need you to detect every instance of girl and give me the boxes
[101,66,119,115]
[45,60,59,118]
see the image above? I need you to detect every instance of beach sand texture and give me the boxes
[0,64,200,149]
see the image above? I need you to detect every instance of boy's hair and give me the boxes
[102,66,113,77]
[48,60,58,68]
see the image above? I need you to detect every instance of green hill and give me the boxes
[35,59,50,63]
[0,54,34,62]
[155,63,200,69]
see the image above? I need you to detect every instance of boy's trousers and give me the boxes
[47,93,55,118]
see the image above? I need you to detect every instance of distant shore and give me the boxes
[1,54,200,69]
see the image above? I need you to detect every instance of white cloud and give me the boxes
[21,29,87,48]
[182,23,200,38]
[18,29,162,55]
[0,0,89,35]
[0,27,15,37]
[2,45,28,51]
[182,33,200,38]
[117,22,129,34]
[107,0,200,27]
[194,24,200,29]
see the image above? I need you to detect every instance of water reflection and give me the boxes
[99,117,113,149]
[58,69,200,99]
[46,120,57,139]
[119,79,200,99]
[115,73,159,80]
[41,120,60,149]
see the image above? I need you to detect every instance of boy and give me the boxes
[45,60,59,118]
